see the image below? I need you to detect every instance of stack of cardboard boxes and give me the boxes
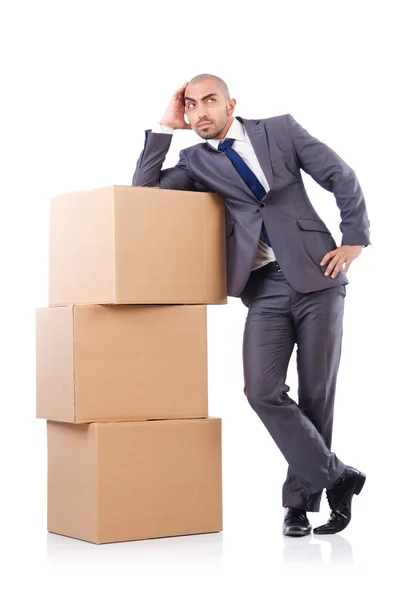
[36,185,227,544]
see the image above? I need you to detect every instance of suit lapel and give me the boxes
[205,116,274,199]
[238,116,274,191]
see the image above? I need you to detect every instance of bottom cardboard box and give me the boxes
[47,418,222,544]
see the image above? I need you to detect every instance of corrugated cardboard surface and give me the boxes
[49,186,116,305]
[36,304,208,423]
[36,306,75,422]
[47,418,223,544]
[49,185,227,306]
[47,422,98,543]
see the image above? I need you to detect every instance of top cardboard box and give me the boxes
[49,185,227,306]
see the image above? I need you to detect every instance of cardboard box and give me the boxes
[48,185,227,306]
[47,418,223,544]
[36,304,208,423]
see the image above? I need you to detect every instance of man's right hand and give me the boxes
[160,82,192,130]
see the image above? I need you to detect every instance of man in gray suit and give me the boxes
[132,73,370,537]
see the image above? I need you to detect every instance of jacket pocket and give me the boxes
[297,218,331,234]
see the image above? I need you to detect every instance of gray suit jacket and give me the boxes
[132,114,371,297]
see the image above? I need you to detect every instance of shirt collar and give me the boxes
[205,117,246,149]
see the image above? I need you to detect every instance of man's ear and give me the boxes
[228,98,237,115]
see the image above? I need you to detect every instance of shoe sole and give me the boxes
[283,527,312,537]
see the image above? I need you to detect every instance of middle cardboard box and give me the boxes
[36,304,208,423]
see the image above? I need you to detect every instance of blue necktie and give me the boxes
[218,138,272,247]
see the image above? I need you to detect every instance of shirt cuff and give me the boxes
[151,122,175,134]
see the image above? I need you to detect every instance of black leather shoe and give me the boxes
[313,466,366,535]
[283,507,312,537]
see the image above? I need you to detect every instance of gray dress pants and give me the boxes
[240,262,346,512]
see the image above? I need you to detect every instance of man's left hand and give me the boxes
[320,245,363,278]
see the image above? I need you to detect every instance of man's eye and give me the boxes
[186,99,214,109]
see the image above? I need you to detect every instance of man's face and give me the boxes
[184,81,235,140]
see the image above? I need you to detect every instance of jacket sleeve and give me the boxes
[286,113,371,247]
[132,129,195,191]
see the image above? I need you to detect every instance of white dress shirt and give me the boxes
[151,118,276,270]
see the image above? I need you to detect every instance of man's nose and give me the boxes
[197,104,208,119]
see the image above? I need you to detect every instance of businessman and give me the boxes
[132,74,370,537]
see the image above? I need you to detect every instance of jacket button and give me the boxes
[259,201,265,208]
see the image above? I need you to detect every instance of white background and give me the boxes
[1,0,396,597]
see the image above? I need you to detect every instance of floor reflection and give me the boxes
[283,533,354,566]
[47,530,224,565]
